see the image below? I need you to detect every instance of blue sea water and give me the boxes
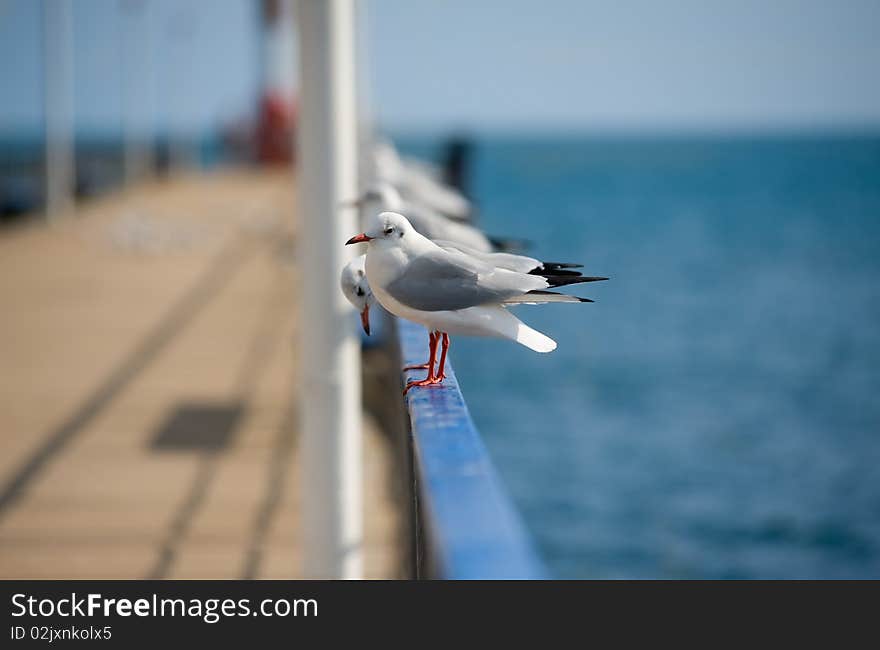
[398,133,880,579]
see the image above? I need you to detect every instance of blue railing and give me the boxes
[397,319,546,579]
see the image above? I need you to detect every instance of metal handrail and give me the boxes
[397,319,546,579]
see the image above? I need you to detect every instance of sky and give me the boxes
[1,0,879,136]
[0,0,260,136]
[364,0,880,132]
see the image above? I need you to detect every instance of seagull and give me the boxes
[371,140,472,221]
[345,212,607,394]
[339,254,374,336]
[341,247,591,336]
[349,182,494,252]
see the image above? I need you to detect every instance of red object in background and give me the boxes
[256,92,296,165]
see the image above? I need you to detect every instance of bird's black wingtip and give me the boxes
[541,261,584,270]
[529,268,583,277]
[546,275,609,288]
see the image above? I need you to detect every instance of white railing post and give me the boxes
[44,0,75,221]
[294,0,363,579]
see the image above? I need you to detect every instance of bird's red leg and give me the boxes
[403,331,441,394]
[403,332,437,371]
[435,333,450,381]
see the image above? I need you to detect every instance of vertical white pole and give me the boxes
[294,0,363,579]
[44,0,75,221]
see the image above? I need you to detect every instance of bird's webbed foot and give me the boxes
[402,375,445,395]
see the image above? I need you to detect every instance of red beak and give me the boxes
[345,233,371,245]
[360,306,371,336]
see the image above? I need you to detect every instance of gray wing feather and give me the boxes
[385,248,547,311]
[434,240,540,273]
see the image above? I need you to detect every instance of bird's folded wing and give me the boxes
[385,248,547,311]
[434,240,541,274]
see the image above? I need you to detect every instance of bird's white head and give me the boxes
[339,254,374,335]
[345,211,416,248]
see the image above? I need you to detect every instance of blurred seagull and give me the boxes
[371,140,472,220]
[346,212,607,393]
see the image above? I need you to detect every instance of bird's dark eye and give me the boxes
[383,227,393,235]
[355,287,364,297]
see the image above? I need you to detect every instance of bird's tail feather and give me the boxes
[515,322,557,353]
[484,306,557,352]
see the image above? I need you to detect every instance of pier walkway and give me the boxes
[0,170,401,579]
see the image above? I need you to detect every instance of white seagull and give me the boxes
[371,140,472,220]
[345,212,607,393]
[339,254,374,336]
[341,249,592,337]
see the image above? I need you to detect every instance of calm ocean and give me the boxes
[399,133,880,578]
